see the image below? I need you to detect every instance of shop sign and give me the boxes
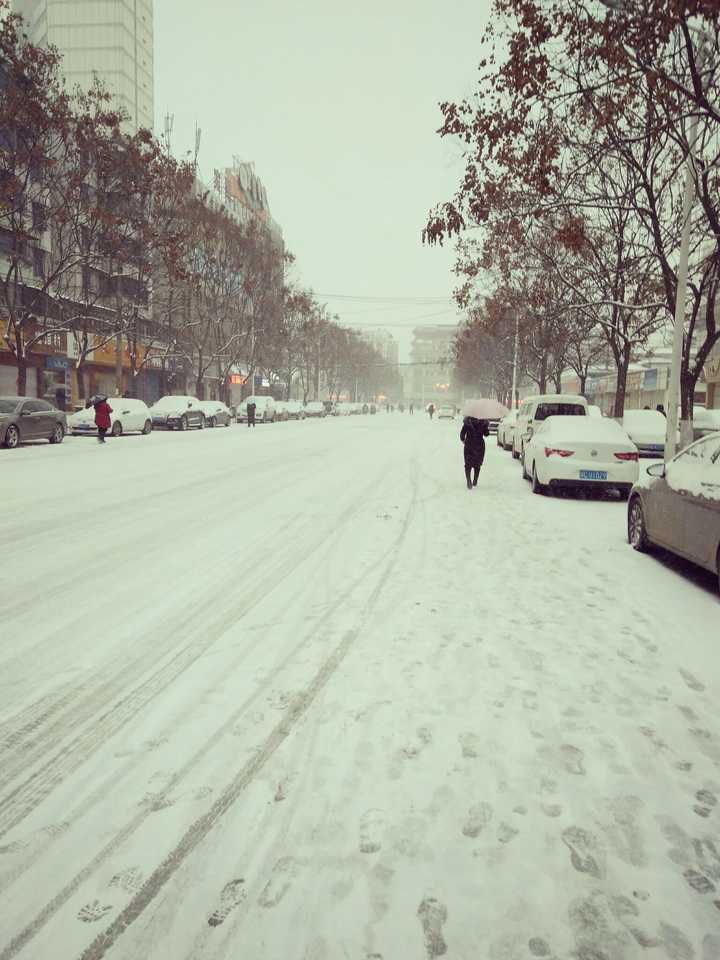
[45,355,70,370]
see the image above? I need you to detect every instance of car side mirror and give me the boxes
[646,463,665,478]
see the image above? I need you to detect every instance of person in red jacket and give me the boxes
[93,397,113,443]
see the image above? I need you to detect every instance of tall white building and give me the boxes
[12,0,154,132]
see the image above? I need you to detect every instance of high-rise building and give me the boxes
[410,324,457,404]
[12,0,154,132]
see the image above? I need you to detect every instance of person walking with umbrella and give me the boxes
[460,398,507,489]
[460,416,488,488]
[92,395,113,443]
[427,402,435,420]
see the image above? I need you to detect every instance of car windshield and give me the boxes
[0,399,19,413]
[535,403,586,421]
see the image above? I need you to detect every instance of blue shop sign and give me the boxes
[45,356,70,370]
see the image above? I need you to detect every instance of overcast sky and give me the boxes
[154,0,492,359]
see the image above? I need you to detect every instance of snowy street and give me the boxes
[2,415,720,960]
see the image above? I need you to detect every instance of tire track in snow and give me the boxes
[0,436,389,826]
[0,454,419,960]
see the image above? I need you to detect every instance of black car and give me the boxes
[149,395,206,430]
[0,396,66,448]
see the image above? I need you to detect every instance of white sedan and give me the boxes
[497,410,518,449]
[68,398,153,437]
[522,415,639,497]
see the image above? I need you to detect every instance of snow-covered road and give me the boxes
[1,416,719,960]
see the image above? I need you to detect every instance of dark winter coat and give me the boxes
[94,400,113,430]
[460,417,489,466]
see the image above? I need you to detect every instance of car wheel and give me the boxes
[522,449,530,480]
[49,423,64,444]
[512,442,520,460]
[179,416,188,431]
[142,419,152,435]
[111,421,122,438]
[531,463,545,495]
[4,424,20,448]
[209,417,216,428]
[628,497,650,552]
[199,415,205,429]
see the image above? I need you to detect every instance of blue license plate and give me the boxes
[580,470,608,481]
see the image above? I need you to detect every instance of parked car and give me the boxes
[693,406,720,441]
[333,402,352,416]
[512,394,588,461]
[437,405,455,420]
[198,400,233,427]
[237,396,277,423]
[68,397,152,437]
[285,400,306,420]
[621,409,668,457]
[274,401,290,422]
[522,415,639,497]
[628,432,720,593]
[0,396,66,448]
[497,409,518,450]
[304,401,327,418]
[150,395,205,430]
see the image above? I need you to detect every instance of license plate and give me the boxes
[580,470,608,481]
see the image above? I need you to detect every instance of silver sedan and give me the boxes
[628,432,720,593]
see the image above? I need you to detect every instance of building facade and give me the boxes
[409,324,457,406]
[13,0,154,132]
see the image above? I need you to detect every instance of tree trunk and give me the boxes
[17,355,27,396]
[612,345,631,418]
[579,372,587,395]
[538,355,547,393]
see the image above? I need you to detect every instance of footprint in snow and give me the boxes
[497,821,519,844]
[258,857,302,908]
[417,897,448,958]
[679,668,705,693]
[694,788,718,819]
[359,809,384,854]
[208,878,246,927]
[458,732,480,759]
[561,826,605,879]
[561,744,586,776]
[77,900,113,923]
[109,866,144,894]
[462,802,493,838]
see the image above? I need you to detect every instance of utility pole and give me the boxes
[666,62,704,460]
[511,314,519,409]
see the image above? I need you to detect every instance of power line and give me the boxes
[318,293,456,305]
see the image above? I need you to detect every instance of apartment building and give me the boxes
[13,0,154,132]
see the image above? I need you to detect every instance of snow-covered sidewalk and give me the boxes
[1,416,718,959]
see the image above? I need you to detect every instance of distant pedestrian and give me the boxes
[409,403,414,415]
[94,397,113,443]
[247,400,256,427]
[399,403,405,413]
[460,416,489,489]
[427,403,435,420]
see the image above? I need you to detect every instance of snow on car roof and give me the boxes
[539,415,632,441]
[622,409,666,426]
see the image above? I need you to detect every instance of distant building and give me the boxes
[359,329,399,367]
[410,324,457,405]
[12,0,154,133]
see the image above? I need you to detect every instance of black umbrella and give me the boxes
[88,394,108,406]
